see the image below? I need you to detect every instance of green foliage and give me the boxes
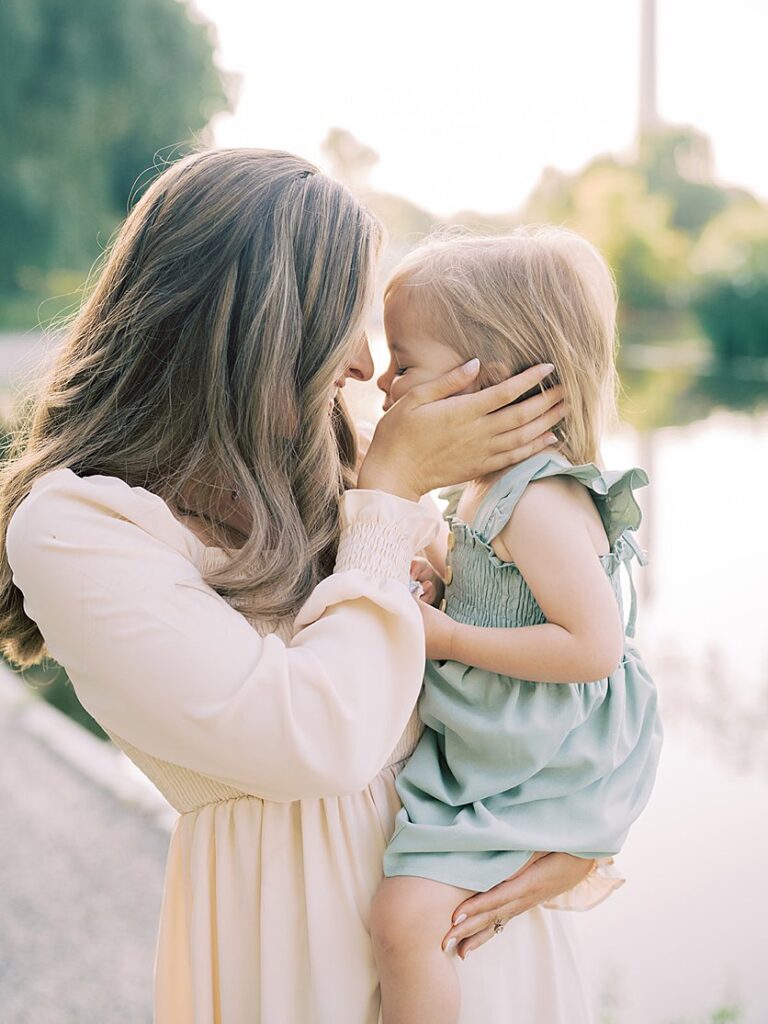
[638,127,731,234]
[8,656,109,740]
[691,202,768,362]
[524,159,689,311]
[693,276,768,362]
[0,0,231,311]
[523,125,768,377]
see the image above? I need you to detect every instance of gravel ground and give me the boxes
[0,692,170,1024]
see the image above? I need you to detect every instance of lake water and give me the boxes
[3,331,767,1023]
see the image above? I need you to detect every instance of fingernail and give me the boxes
[541,363,555,374]
[462,358,480,375]
[444,938,457,952]
[546,433,558,444]
[453,913,467,925]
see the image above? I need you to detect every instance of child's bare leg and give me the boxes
[371,875,475,1024]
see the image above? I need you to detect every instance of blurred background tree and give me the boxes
[0,0,233,328]
[690,201,768,365]
[0,0,232,735]
[321,120,768,431]
[524,156,690,313]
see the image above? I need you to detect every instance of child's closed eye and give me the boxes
[394,366,409,376]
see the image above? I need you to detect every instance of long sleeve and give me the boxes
[6,469,440,802]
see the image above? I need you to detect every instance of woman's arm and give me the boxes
[423,477,625,682]
[6,471,440,803]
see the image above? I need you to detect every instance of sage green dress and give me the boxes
[383,451,664,892]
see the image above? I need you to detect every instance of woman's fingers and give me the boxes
[473,363,558,414]
[441,892,525,950]
[452,878,528,924]
[441,856,557,950]
[408,358,481,405]
[442,899,527,953]
[490,387,566,435]
[456,923,497,959]
[489,400,566,455]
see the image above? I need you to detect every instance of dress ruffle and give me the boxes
[543,856,626,912]
[479,455,649,548]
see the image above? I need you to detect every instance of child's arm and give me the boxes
[424,477,625,683]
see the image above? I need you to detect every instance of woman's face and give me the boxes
[334,332,375,394]
[377,286,476,411]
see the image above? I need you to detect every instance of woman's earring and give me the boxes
[231,487,241,502]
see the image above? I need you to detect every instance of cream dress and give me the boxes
[6,466,622,1024]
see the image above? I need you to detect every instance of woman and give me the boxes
[0,148,620,1023]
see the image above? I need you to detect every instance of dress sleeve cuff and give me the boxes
[542,856,626,912]
[335,489,442,583]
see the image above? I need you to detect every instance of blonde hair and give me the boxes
[385,225,620,466]
[0,147,383,668]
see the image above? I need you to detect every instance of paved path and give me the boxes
[0,674,170,1024]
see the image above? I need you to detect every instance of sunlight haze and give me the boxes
[190,0,768,216]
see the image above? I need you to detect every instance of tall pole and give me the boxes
[639,0,660,136]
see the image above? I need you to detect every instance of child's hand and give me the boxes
[410,557,445,607]
[417,599,457,661]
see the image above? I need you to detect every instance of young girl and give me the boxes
[370,226,664,1024]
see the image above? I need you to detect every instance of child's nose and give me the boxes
[376,372,395,412]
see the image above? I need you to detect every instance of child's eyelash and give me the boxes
[394,366,408,376]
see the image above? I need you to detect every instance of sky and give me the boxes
[189,0,768,217]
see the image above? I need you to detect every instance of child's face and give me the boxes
[378,287,477,411]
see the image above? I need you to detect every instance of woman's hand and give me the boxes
[358,361,565,502]
[441,853,596,959]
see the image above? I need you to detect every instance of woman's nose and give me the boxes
[345,336,375,383]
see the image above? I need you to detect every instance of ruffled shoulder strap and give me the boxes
[546,461,649,549]
[473,451,649,548]
[472,451,650,637]
[470,452,568,541]
[437,483,466,520]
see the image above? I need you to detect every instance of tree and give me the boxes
[0,0,232,298]
[691,201,768,362]
[524,158,689,311]
[637,126,736,235]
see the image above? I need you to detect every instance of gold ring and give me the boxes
[492,918,505,935]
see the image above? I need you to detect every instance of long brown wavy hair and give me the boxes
[0,147,384,668]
